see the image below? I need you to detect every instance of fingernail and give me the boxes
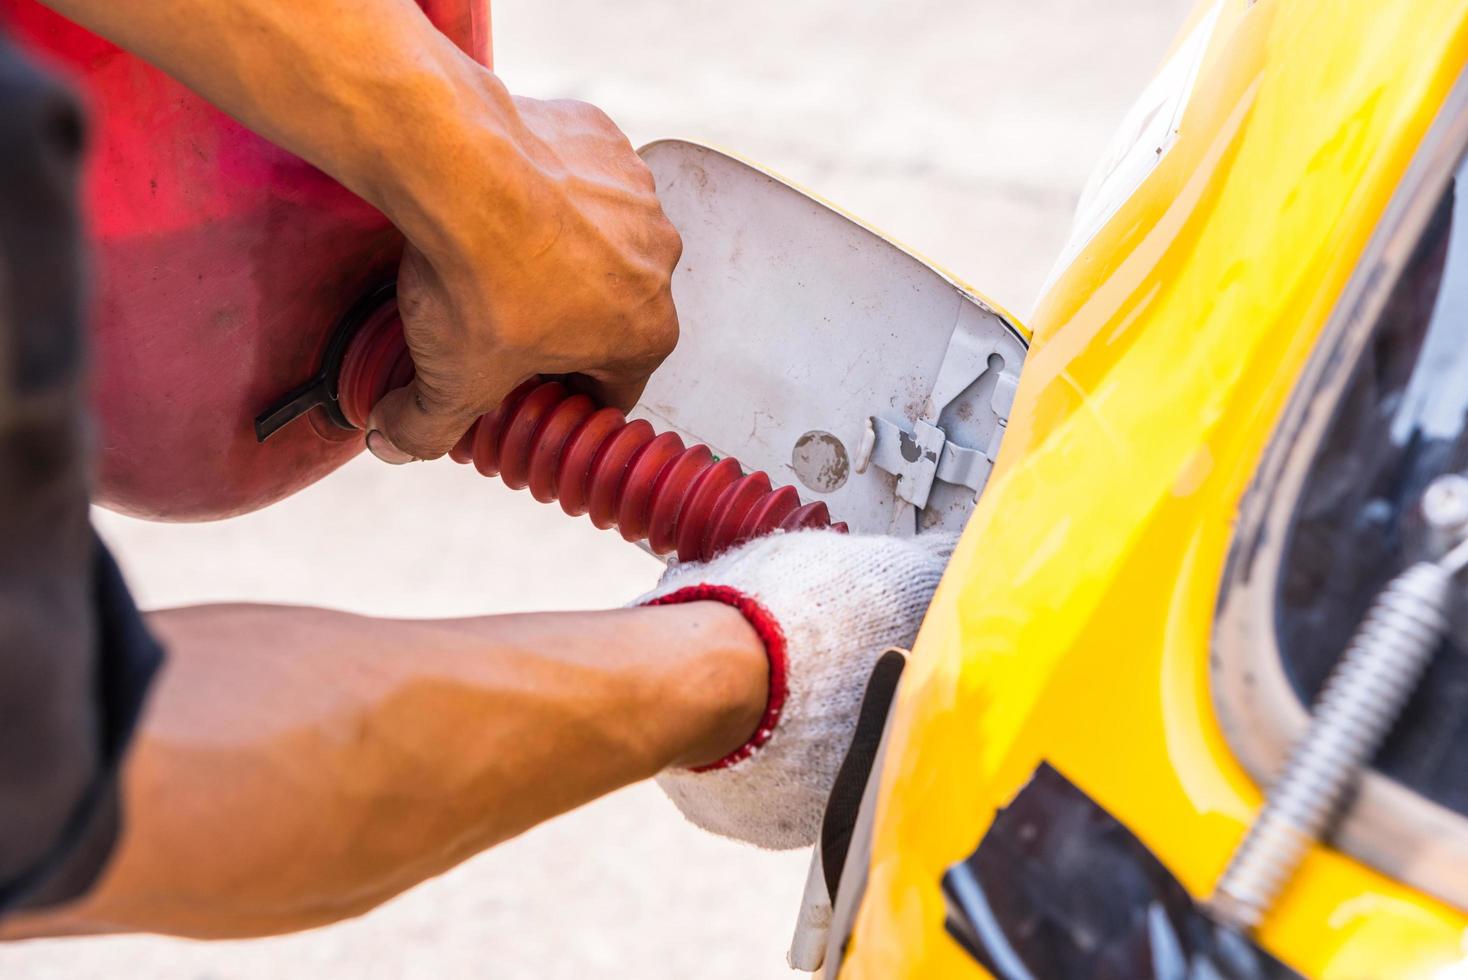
[366,430,415,465]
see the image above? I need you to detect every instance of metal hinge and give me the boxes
[853,367,1018,511]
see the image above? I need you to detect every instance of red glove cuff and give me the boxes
[643,584,790,772]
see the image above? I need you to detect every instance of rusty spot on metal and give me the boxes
[791,430,850,493]
[896,428,938,464]
[898,429,922,463]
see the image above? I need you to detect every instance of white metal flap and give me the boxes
[635,140,1027,539]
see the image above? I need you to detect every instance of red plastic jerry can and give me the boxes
[0,1,491,520]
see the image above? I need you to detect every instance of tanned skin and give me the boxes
[2,602,766,938]
[40,0,683,462]
[1,0,731,940]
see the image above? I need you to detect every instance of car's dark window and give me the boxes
[1277,159,1468,814]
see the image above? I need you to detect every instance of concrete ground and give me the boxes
[1,1,1189,976]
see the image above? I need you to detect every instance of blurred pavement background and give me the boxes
[1,0,1189,976]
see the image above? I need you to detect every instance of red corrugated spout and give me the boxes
[336,298,847,562]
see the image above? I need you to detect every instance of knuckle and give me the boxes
[406,381,479,429]
[648,302,679,357]
[625,153,659,194]
[555,98,617,135]
[575,100,619,133]
[658,218,684,264]
[581,102,616,129]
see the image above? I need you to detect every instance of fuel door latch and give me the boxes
[853,303,1024,514]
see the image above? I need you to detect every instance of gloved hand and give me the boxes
[635,530,954,850]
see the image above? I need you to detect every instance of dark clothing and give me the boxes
[0,540,163,913]
[0,31,163,913]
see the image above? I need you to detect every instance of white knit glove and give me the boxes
[635,530,953,850]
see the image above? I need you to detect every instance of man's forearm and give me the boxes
[45,0,685,461]
[42,0,519,258]
[1,602,765,939]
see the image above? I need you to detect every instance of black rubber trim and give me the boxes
[820,648,906,900]
[252,281,396,442]
[942,764,1299,980]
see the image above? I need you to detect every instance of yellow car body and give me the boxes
[841,1,1468,976]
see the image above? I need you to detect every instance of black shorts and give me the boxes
[0,31,163,913]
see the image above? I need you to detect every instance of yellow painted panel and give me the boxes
[843,0,1468,975]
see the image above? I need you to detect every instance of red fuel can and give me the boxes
[1,0,491,520]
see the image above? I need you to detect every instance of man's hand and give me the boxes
[39,0,682,465]
[368,97,682,463]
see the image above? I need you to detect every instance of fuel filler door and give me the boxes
[634,140,1027,539]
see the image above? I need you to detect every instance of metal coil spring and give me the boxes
[335,302,846,563]
[1212,561,1452,931]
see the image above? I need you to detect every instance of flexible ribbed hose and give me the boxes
[335,302,846,562]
